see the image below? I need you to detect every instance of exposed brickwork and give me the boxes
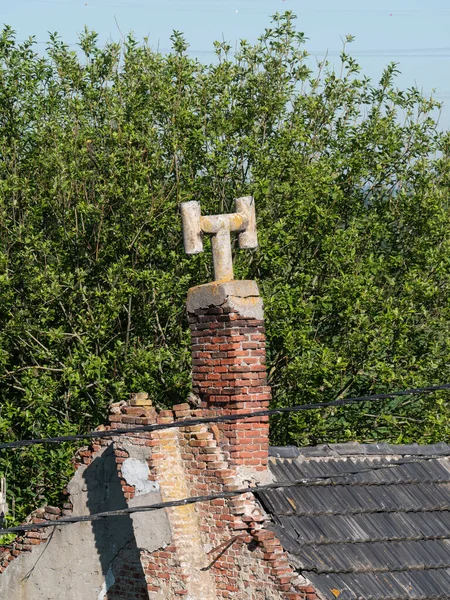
[145,419,217,599]
[188,306,270,472]
[145,401,307,599]
[106,542,149,600]
[98,400,316,599]
[0,506,61,574]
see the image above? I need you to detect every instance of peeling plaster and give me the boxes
[0,445,169,599]
[121,457,159,496]
[237,465,274,487]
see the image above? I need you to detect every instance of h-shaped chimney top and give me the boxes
[180,196,257,281]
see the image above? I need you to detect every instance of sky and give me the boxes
[2,0,450,128]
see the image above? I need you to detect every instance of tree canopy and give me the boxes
[1,12,450,521]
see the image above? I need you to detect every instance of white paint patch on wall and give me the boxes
[121,457,159,496]
[98,565,115,600]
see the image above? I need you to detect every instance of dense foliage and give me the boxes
[1,12,450,520]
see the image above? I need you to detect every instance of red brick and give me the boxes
[173,403,190,411]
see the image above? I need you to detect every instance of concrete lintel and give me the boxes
[187,280,263,320]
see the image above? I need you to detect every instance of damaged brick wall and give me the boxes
[0,506,60,575]
[188,303,271,472]
[108,399,311,600]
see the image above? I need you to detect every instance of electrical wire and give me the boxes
[1,383,449,451]
[1,451,450,535]
[13,37,450,58]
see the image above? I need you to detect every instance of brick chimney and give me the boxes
[187,281,270,471]
[181,198,271,473]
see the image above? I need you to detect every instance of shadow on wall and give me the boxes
[83,445,148,599]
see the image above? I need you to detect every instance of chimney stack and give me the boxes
[182,198,270,472]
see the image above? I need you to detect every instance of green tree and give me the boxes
[0,13,449,521]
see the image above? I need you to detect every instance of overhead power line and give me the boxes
[1,451,450,536]
[14,38,450,58]
[16,1,450,13]
[1,383,449,451]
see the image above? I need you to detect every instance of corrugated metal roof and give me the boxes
[258,443,450,599]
